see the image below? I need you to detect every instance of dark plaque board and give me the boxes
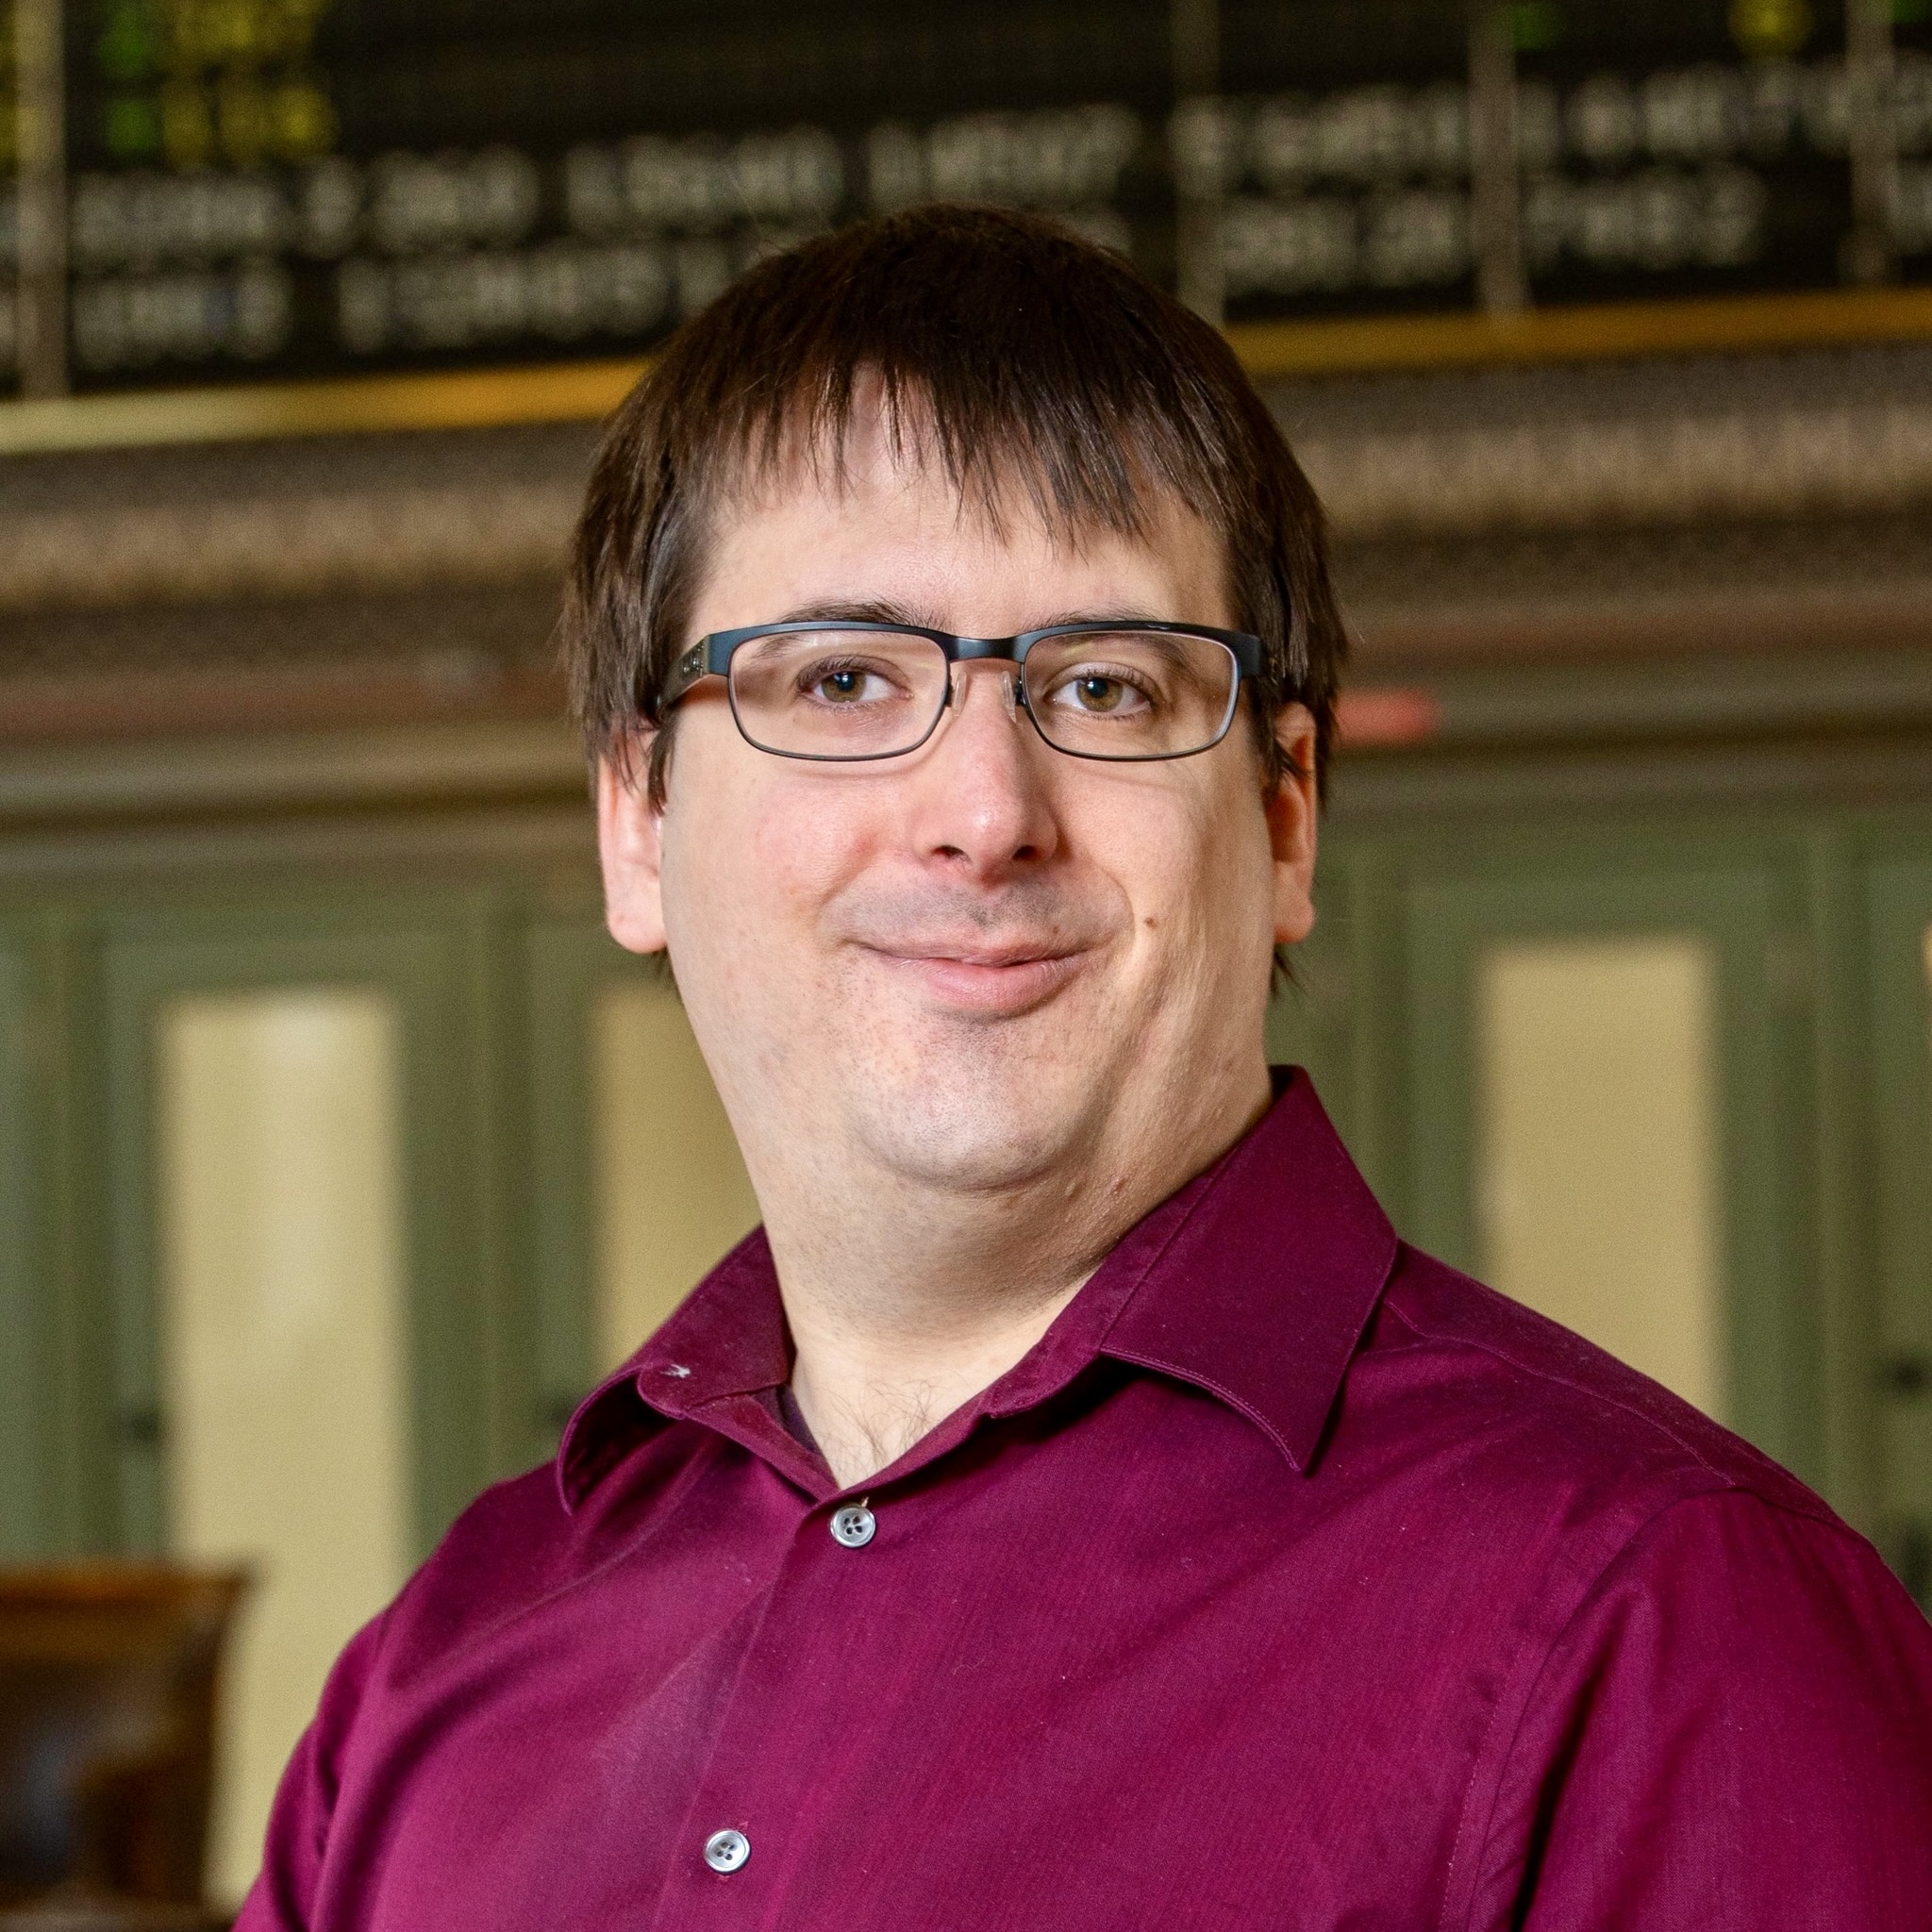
[1901,0,1932,271]
[60,0,1179,387]
[17,0,1932,393]
[1213,1,1476,322]
[1517,0,1855,304]
[2,1,17,388]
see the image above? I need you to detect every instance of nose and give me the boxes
[901,661,1060,879]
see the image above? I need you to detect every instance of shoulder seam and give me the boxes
[1377,1280,1811,1507]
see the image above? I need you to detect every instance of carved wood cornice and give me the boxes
[0,345,1927,623]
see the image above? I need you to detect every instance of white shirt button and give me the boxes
[704,1828,750,1873]
[830,1505,876,1548]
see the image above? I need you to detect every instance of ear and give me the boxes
[596,741,668,956]
[1265,704,1319,948]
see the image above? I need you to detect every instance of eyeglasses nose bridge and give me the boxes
[945,658,1024,722]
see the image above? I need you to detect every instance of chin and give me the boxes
[845,1055,1104,1193]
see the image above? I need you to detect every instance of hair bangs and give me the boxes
[687,222,1241,551]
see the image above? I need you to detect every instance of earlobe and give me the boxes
[596,746,670,956]
[1266,706,1319,948]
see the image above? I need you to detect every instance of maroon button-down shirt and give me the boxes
[240,1072,1932,1931]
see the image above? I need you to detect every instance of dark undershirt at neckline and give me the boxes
[774,1382,823,1457]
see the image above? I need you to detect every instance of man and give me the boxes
[242,207,1932,1931]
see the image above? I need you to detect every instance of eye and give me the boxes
[1045,664,1156,717]
[799,658,902,706]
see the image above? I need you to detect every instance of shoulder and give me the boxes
[1326,1241,1928,1683]
[1357,1252,1932,1920]
[372,1463,581,1670]
[1469,1462,1932,1923]
[1358,1245,1932,1738]
[237,1464,575,1926]
[369,1407,719,1681]
[1331,1242,1897,1660]
[1363,1241,1827,1526]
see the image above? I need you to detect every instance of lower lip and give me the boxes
[865,950,1085,1013]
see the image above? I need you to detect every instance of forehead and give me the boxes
[694,400,1232,632]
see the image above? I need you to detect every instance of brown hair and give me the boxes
[562,204,1347,805]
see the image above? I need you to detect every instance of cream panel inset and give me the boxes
[1476,935,1725,1420]
[157,991,410,1906]
[592,982,761,1374]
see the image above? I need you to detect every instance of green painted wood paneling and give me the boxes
[1859,853,1932,1604]
[1396,832,1818,1479]
[522,909,669,1456]
[0,927,42,1558]
[0,912,117,1557]
[1266,852,1359,1152]
[96,895,511,1563]
[1801,826,1883,1540]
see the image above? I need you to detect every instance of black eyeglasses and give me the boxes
[658,620,1266,763]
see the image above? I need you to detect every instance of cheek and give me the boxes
[671,763,888,972]
[1119,778,1274,963]
[747,775,885,919]
[658,737,769,960]
[1065,780,1239,937]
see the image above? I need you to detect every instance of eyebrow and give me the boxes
[768,601,1175,635]
[772,598,941,629]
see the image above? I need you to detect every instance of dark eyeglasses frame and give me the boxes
[658,619,1268,764]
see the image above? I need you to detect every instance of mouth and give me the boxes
[857,941,1090,1015]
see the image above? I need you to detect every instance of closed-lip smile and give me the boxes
[858,939,1091,1013]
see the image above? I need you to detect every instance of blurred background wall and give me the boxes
[4,0,1932,1911]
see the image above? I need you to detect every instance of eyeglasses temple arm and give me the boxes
[659,633,738,711]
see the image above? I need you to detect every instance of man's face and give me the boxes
[599,419,1317,1216]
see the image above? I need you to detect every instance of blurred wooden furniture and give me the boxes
[0,1907,228,1930]
[0,1566,246,1931]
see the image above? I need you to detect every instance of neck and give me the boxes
[758,1071,1273,1489]
[776,1199,1098,1488]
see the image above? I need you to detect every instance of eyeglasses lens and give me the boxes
[1021,631,1238,759]
[728,630,951,758]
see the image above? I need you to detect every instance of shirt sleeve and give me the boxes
[231,1607,391,1932]
[1476,1488,1932,1932]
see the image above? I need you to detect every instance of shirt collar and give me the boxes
[557,1226,793,1507]
[558,1068,1397,1508]
[1093,1068,1398,1471]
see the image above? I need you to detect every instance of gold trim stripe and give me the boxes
[0,357,651,455]
[4,286,1932,457]
[1225,284,1932,377]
